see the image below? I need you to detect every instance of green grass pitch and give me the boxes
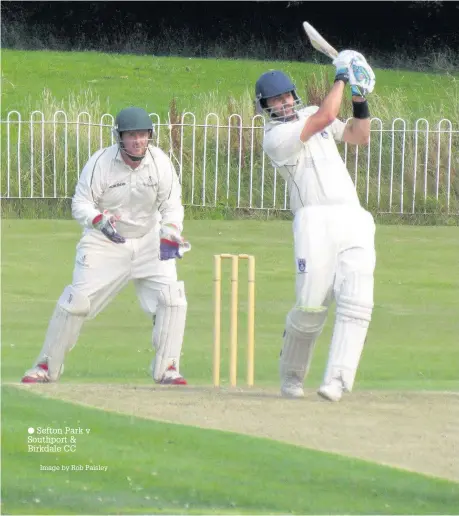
[2,220,458,390]
[2,386,459,515]
[1,220,458,514]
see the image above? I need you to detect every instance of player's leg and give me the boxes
[21,285,90,382]
[133,232,188,385]
[319,211,376,401]
[22,233,131,383]
[280,207,336,398]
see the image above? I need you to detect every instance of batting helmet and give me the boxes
[115,107,154,133]
[113,107,154,161]
[255,70,303,120]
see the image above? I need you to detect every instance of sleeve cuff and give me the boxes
[85,209,102,228]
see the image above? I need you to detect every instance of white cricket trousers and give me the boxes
[72,228,178,318]
[293,204,376,308]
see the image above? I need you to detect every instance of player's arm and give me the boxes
[300,50,359,143]
[157,154,184,231]
[341,97,371,146]
[300,80,346,143]
[72,150,125,243]
[342,54,375,146]
[71,150,106,228]
[157,153,191,260]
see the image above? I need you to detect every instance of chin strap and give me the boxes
[122,149,145,162]
[116,129,153,162]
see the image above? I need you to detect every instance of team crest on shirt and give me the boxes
[320,130,329,139]
[76,252,89,268]
[297,258,307,274]
[142,175,157,188]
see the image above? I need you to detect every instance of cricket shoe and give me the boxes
[21,362,51,383]
[280,372,304,398]
[158,365,187,385]
[318,377,345,402]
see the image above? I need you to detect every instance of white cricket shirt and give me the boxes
[72,144,184,238]
[263,106,360,213]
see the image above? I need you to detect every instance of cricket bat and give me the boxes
[303,22,339,60]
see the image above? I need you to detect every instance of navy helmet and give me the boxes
[255,70,303,121]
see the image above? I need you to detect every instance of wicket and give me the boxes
[213,254,255,387]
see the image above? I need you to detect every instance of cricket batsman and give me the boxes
[22,107,190,385]
[255,51,377,401]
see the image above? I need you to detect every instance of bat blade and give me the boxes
[303,21,339,60]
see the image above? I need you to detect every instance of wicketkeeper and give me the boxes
[22,107,191,385]
[255,51,377,401]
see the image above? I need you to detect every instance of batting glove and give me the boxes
[334,67,349,84]
[349,57,375,98]
[332,49,365,70]
[92,210,126,244]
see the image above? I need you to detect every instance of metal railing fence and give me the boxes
[1,111,458,214]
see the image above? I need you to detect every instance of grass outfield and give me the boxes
[2,47,458,515]
[2,220,458,514]
[2,219,458,390]
[2,386,459,515]
[2,49,458,120]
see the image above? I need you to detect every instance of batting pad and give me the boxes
[36,285,90,381]
[323,293,373,391]
[280,306,328,381]
[152,281,187,382]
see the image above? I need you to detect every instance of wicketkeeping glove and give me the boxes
[92,210,126,244]
[349,57,375,98]
[159,223,191,260]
